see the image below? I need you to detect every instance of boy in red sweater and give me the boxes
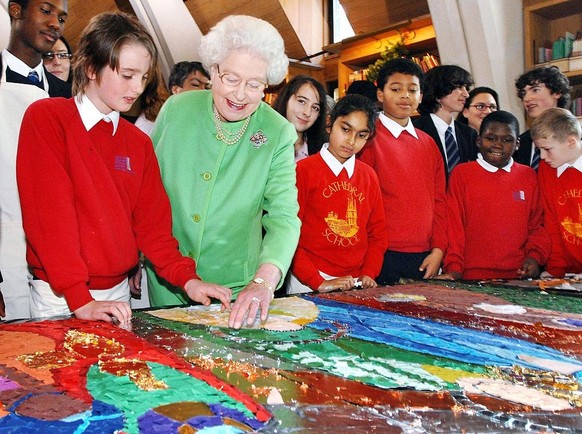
[359,58,447,284]
[531,108,582,277]
[438,111,550,280]
[16,12,231,323]
[288,94,388,293]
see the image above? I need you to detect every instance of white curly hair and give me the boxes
[199,15,289,85]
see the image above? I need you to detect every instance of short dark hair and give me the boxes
[8,0,30,23]
[376,57,424,92]
[58,35,72,54]
[330,94,378,138]
[72,12,158,96]
[479,110,519,137]
[418,65,474,115]
[273,75,328,155]
[347,80,378,105]
[9,0,29,8]
[515,66,571,109]
[168,61,209,89]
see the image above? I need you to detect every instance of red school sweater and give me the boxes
[291,154,388,290]
[444,161,550,279]
[358,121,447,253]
[538,160,582,277]
[17,98,197,311]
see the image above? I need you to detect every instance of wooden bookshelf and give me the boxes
[322,16,438,97]
[524,0,582,86]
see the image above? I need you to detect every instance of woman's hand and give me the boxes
[228,282,274,329]
[183,279,232,310]
[229,264,280,329]
[73,300,132,323]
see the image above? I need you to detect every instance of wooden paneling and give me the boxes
[62,0,120,50]
[184,0,307,60]
[55,0,433,83]
[340,0,429,36]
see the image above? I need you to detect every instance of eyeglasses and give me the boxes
[216,65,267,93]
[42,52,72,60]
[469,103,497,111]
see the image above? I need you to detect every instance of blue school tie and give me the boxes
[445,126,460,173]
[27,70,40,84]
[531,147,540,170]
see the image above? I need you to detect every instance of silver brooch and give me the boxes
[250,130,268,148]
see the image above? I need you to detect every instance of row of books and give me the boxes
[347,53,440,84]
[410,53,440,73]
[537,31,582,64]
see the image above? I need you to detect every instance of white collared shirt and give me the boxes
[2,49,48,92]
[430,113,457,165]
[320,143,355,178]
[75,94,120,135]
[557,154,582,177]
[295,140,309,163]
[476,153,513,173]
[378,111,418,139]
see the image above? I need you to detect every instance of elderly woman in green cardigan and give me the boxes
[146,15,300,329]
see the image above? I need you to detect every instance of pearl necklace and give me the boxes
[213,105,251,146]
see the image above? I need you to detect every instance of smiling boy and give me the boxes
[531,108,582,277]
[439,111,550,280]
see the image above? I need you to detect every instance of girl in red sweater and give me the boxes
[288,94,388,293]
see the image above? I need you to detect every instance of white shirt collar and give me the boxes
[430,113,455,137]
[379,111,418,139]
[557,154,582,177]
[75,94,120,135]
[2,49,48,92]
[476,153,513,173]
[320,143,355,178]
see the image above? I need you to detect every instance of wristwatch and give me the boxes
[252,277,274,292]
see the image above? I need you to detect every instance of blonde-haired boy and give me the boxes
[531,108,582,277]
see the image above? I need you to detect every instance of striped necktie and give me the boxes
[531,147,540,170]
[445,126,460,173]
[27,70,40,84]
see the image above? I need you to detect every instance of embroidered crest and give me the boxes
[250,130,268,148]
[114,155,132,172]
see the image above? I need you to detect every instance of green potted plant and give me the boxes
[366,36,409,85]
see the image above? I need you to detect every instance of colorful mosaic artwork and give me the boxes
[1,282,582,432]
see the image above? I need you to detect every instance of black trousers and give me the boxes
[377,250,431,285]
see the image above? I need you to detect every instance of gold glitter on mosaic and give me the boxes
[63,330,124,359]
[99,358,168,391]
[17,351,76,370]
